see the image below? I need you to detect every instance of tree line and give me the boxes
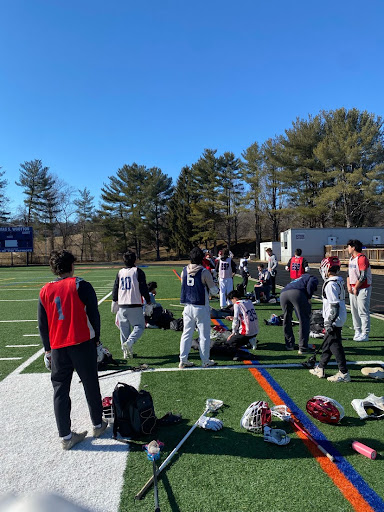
[1,107,384,261]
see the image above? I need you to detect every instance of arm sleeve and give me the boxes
[325,303,339,328]
[112,273,119,302]
[78,281,101,342]
[306,276,318,297]
[358,270,368,283]
[231,303,239,333]
[38,298,51,352]
[285,258,291,271]
[137,268,151,304]
[231,260,237,272]
[271,255,278,271]
[202,269,219,296]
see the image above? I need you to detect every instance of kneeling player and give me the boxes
[310,256,350,382]
[226,290,259,358]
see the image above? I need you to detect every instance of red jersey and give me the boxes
[289,256,305,279]
[39,277,95,349]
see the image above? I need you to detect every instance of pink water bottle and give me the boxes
[352,441,377,459]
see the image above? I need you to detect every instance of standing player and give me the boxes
[310,256,350,382]
[347,239,372,342]
[285,248,309,280]
[239,252,251,294]
[179,247,219,368]
[38,250,107,450]
[226,290,258,351]
[266,248,278,296]
[111,250,151,358]
[215,248,237,308]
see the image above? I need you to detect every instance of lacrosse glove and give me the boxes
[44,352,52,371]
[111,301,119,314]
[197,415,223,431]
[144,303,154,316]
[263,426,290,446]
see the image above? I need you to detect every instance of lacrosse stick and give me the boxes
[271,405,335,462]
[144,441,164,512]
[135,398,224,500]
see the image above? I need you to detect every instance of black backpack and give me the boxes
[170,318,184,331]
[112,383,157,439]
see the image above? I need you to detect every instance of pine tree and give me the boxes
[74,188,96,261]
[0,168,10,223]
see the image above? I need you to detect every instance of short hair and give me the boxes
[328,265,340,275]
[258,263,265,269]
[49,250,75,276]
[347,239,363,253]
[222,248,230,258]
[295,248,302,256]
[243,252,250,258]
[190,247,204,264]
[147,281,157,292]
[227,290,241,300]
[123,250,136,266]
[266,248,272,253]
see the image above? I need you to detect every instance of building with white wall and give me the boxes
[259,241,281,262]
[280,228,384,263]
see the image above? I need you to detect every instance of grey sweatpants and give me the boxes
[280,289,311,350]
[118,306,145,349]
[349,287,371,336]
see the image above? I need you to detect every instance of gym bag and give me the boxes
[112,382,157,439]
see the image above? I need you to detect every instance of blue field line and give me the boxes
[249,358,384,511]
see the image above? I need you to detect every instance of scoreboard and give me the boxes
[0,227,34,253]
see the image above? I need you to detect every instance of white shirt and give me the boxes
[322,276,347,327]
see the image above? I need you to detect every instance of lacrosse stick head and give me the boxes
[270,404,291,422]
[241,401,272,432]
[205,398,224,412]
[306,396,345,424]
[102,396,114,424]
[144,440,164,461]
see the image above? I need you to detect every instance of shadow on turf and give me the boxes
[334,437,384,458]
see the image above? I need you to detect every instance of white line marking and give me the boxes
[0,299,38,302]
[98,291,112,305]
[6,348,44,377]
[0,357,22,361]
[0,320,36,323]
[23,334,40,337]
[6,344,40,348]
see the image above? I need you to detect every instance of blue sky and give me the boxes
[1,0,384,215]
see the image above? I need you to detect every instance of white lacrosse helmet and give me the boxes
[102,396,114,424]
[241,401,272,432]
[319,256,341,280]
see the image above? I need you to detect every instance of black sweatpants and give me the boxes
[280,289,311,350]
[241,271,249,292]
[319,327,347,374]
[51,339,102,437]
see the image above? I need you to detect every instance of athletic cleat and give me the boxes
[62,431,87,450]
[178,360,195,369]
[93,419,108,438]
[248,337,258,350]
[285,345,294,351]
[353,331,362,341]
[356,334,369,342]
[298,347,308,355]
[122,343,133,359]
[202,359,217,368]
[327,371,351,383]
[309,365,325,379]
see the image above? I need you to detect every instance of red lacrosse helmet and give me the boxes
[319,256,341,280]
[102,396,114,423]
[306,396,344,424]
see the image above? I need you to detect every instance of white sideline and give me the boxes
[0,289,136,512]
[6,344,40,348]
[0,372,141,512]
[0,319,37,323]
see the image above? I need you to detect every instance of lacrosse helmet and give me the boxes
[319,256,341,280]
[241,401,272,432]
[102,396,114,424]
[306,395,345,424]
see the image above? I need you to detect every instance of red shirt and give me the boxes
[39,277,95,349]
[289,256,305,279]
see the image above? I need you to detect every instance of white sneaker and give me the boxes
[353,330,362,341]
[122,343,133,359]
[249,337,258,350]
[309,366,325,378]
[62,431,87,450]
[356,334,369,342]
[202,359,217,368]
[178,360,195,369]
[327,371,351,382]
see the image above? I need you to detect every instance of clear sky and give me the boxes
[1,0,384,215]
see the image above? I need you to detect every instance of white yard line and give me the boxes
[6,344,40,348]
[98,291,112,305]
[0,319,37,323]
[23,334,40,337]
[0,357,22,361]
[0,299,38,302]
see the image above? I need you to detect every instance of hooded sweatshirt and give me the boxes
[180,264,219,307]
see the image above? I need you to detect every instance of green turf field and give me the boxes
[0,264,383,512]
